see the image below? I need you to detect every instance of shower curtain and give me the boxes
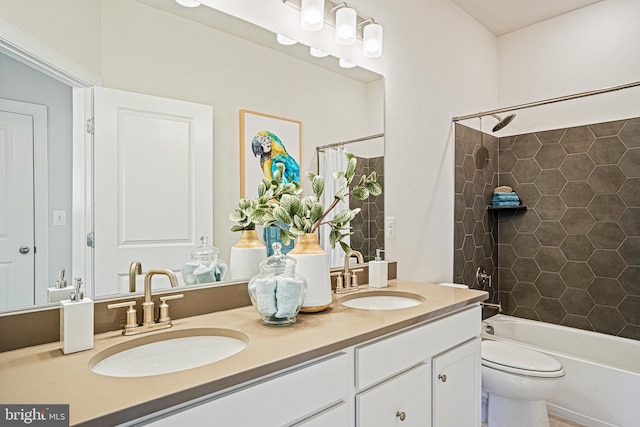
[318,147,349,267]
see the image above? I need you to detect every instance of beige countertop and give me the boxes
[0,280,487,426]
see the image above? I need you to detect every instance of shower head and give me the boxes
[490,113,516,132]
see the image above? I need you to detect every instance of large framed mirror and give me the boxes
[0,0,384,312]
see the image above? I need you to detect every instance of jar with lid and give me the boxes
[248,242,307,326]
[181,236,228,285]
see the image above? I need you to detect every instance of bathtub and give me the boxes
[482,314,640,427]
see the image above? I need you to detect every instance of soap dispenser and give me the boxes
[47,268,74,303]
[368,249,388,288]
[60,278,94,354]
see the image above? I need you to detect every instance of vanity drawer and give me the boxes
[356,305,480,390]
[147,352,349,426]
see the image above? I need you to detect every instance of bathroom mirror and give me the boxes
[0,0,384,312]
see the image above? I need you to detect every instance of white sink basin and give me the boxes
[89,328,248,378]
[340,291,424,310]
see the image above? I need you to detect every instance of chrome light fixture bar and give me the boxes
[279,0,385,59]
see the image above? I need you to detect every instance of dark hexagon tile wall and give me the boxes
[455,118,640,340]
[453,124,499,311]
[350,156,384,263]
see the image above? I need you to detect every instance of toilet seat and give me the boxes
[482,340,565,378]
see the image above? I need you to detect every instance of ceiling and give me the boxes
[450,0,603,36]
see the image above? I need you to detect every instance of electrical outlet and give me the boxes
[385,216,396,239]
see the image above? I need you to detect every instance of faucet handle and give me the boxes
[350,268,364,288]
[331,271,344,293]
[158,294,184,324]
[108,300,139,333]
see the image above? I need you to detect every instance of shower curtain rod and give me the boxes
[316,133,384,152]
[452,80,640,123]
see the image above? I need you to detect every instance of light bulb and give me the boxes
[310,47,329,58]
[363,23,383,58]
[334,7,356,45]
[301,0,325,31]
[339,58,356,68]
[277,34,298,46]
[175,0,200,7]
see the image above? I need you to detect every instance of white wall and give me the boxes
[0,52,73,297]
[207,0,499,283]
[1,0,500,284]
[496,0,640,136]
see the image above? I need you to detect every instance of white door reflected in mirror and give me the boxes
[92,87,213,297]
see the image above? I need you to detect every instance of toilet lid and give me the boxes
[482,340,565,378]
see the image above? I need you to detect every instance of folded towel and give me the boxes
[275,278,304,318]
[492,192,520,202]
[254,278,277,316]
[491,197,520,202]
[492,201,521,207]
[494,185,513,193]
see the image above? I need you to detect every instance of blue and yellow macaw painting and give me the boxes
[251,130,300,185]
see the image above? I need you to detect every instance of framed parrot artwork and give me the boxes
[240,110,302,198]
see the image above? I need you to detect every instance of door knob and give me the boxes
[438,373,447,382]
[19,246,31,254]
[396,411,406,421]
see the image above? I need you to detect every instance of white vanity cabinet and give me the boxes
[354,305,481,427]
[138,305,481,427]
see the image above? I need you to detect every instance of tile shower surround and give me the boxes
[454,118,640,340]
[350,156,384,262]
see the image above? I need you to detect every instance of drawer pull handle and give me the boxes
[438,373,447,382]
[396,411,406,421]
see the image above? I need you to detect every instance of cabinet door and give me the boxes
[357,363,431,426]
[432,338,481,427]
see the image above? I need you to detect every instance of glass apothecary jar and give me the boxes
[248,242,307,326]
[181,236,228,285]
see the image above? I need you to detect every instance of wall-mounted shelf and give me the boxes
[487,205,527,211]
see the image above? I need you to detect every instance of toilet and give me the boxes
[436,283,565,427]
[481,340,565,427]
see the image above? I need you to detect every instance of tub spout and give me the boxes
[481,301,502,313]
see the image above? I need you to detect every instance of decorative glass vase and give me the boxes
[248,242,307,326]
[288,233,332,312]
[181,236,228,285]
[229,230,266,280]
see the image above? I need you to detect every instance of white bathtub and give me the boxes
[482,314,640,427]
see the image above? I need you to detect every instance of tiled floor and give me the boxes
[549,414,586,427]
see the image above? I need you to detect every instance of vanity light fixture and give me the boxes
[361,19,383,58]
[280,0,384,59]
[277,34,298,45]
[332,3,356,46]
[174,0,201,7]
[310,47,329,57]
[300,0,325,31]
[339,58,356,69]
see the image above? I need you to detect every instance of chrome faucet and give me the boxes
[128,261,142,293]
[108,267,183,336]
[334,250,364,294]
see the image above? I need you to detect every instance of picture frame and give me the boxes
[240,109,302,198]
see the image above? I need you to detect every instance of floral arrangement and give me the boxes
[263,152,382,254]
[229,163,302,232]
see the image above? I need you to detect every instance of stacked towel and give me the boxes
[492,190,520,207]
[494,185,512,193]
